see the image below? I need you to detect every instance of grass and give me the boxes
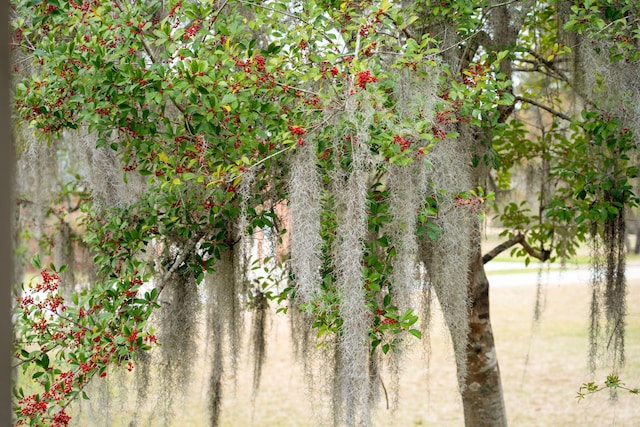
[14,231,640,426]
[61,272,640,427]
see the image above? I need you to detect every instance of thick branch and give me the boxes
[482,233,551,264]
[482,233,523,264]
[515,96,572,122]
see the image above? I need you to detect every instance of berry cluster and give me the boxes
[355,70,378,89]
[454,194,486,212]
[393,134,411,151]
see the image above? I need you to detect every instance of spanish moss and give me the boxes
[588,204,627,377]
[421,135,476,390]
[156,271,200,424]
[289,138,323,304]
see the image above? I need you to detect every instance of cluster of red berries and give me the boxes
[454,195,486,212]
[44,2,57,13]
[69,0,97,14]
[432,127,446,140]
[362,41,377,57]
[128,328,139,344]
[358,8,384,37]
[168,1,182,18]
[355,70,378,89]
[288,124,307,146]
[320,62,340,78]
[288,125,307,136]
[393,134,411,151]
[254,54,266,72]
[35,270,61,293]
[52,409,71,427]
[374,309,398,326]
[462,62,487,87]
[16,394,48,421]
[183,20,201,40]
[122,161,138,172]
[359,23,373,37]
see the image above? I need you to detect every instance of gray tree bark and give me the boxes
[462,245,507,427]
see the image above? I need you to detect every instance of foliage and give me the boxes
[577,374,640,400]
[565,0,640,62]
[547,111,639,228]
[11,0,458,424]
[10,0,640,425]
[13,257,158,426]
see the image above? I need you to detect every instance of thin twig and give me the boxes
[379,375,390,410]
[274,81,320,97]
[235,0,336,47]
[226,146,293,183]
[522,48,598,110]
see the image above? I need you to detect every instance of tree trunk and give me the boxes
[634,216,640,254]
[461,246,507,427]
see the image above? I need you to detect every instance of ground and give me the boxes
[70,261,640,426]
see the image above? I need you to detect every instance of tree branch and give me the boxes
[514,96,572,122]
[482,233,523,264]
[522,49,599,110]
[482,232,551,264]
[235,0,336,47]
[153,234,209,302]
[519,235,551,262]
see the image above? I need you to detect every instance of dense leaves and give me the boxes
[11,0,640,425]
[11,0,456,424]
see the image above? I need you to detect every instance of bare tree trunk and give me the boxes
[462,245,507,427]
[634,216,640,254]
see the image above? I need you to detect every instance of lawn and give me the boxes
[64,266,640,426]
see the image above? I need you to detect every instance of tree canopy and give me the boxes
[10,0,639,426]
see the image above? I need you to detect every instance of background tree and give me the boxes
[408,1,639,424]
[10,0,639,426]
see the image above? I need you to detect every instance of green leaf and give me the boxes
[408,329,422,339]
[31,254,41,269]
[37,354,50,369]
[220,93,237,105]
